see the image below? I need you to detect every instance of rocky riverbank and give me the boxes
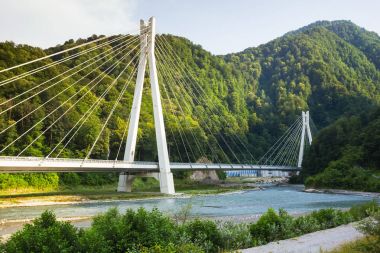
[219,176,289,188]
[304,188,380,197]
[0,179,256,208]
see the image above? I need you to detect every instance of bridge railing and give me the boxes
[0,156,158,165]
[0,156,300,172]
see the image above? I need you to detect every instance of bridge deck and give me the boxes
[0,156,300,173]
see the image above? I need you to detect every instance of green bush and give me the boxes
[173,171,192,179]
[88,207,177,252]
[0,172,120,190]
[135,243,204,253]
[309,208,353,229]
[60,173,81,186]
[77,173,117,186]
[0,242,4,253]
[3,203,378,252]
[358,211,380,238]
[250,208,295,246]
[349,200,379,220]
[132,177,160,191]
[357,210,380,252]
[0,173,59,191]
[249,205,371,247]
[292,215,321,234]
[0,174,28,190]
[4,211,79,253]
[218,221,252,250]
[183,219,223,253]
[216,171,226,180]
[77,229,111,253]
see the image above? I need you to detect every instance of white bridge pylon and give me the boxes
[117,17,175,194]
[297,111,312,168]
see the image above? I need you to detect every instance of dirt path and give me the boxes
[241,222,364,253]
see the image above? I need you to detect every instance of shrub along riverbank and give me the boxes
[1,201,379,253]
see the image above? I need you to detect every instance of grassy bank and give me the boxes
[0,178,253,207]
[327,237,378,253]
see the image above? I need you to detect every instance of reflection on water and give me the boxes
[0,185,378,221]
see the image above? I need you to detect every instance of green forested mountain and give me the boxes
[0,20,379,190]
[287,20,380,68]
[226,20,379,126]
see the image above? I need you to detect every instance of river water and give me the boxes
[1,185,378,223]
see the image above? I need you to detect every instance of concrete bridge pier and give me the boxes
[117,172,173,193]
[117,17,175,194]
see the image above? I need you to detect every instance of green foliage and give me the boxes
[349,200,379,220]
[303,107,380,192]
[326,236,379,253]
[249,208,295,245]
[218,221,252,250]
[88,207,177,252]
[357,210,380,252]
[358,205,380,253]
[248,203,376,247]
[358,210,380,238]
[76,173,117,186]
[136,243,204,253]
[291,214,321,234]
[4,211,79,253]
[131,177,160,191]
[227,20,380,145]
[182,219,222,252]
[0,173,59,191]
[3,203,378,252]
[308,208,353,229]
[59,173,81,186]
[305,167,380,192]
[216,171,227,180]
[77,229,112,253]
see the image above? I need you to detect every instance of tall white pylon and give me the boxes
[305,111,312,144]
[297,111,313,167]
[117,17,175,194]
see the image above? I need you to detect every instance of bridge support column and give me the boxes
[117,17,175,194]
[117,174,135,192]
[297,111,306,168]
[148,17,175,194]
[297,111,312,168]
[305,111,312,145]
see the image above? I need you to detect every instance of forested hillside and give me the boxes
[226,20,380,128]
[0,20,379,190]
[302,106,380,192]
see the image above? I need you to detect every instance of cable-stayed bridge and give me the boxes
[0,17,313,194]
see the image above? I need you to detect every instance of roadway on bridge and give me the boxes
[0,156,299,173]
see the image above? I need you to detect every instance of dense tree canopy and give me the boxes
[302,106,380,192]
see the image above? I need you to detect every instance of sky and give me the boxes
[0,0,379,54]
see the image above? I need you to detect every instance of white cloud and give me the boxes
[0,0,138,48]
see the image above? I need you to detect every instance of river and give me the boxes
[1,185,378,223]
